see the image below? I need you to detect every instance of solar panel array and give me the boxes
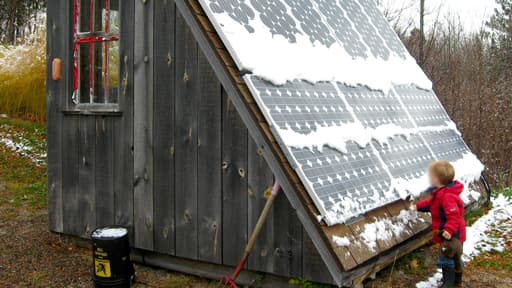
[201,0,408,67]
[200,0,474,225]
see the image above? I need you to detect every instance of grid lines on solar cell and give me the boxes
[248,76,353,134]
[250,0,300,42]
[372,136,436,180]
[421,130,468,162]
[335,0,390,59]
[337,83,413,129]
[394,84,452,127]
[291,144,393,218]
[283,0,336,46]
[358,0,407,59]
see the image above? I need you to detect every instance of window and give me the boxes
[72,0,120,107]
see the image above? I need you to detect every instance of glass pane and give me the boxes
[103,0,120,33]
[78,0,120,33]
[78,41,119,104]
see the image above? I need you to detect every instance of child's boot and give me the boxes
[441,267,455,288]
[454,271,463,287]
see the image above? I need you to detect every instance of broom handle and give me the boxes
[245,181,280,253]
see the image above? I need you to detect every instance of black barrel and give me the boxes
[91,227,134,288]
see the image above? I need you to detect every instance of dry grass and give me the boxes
[0,21,46,122]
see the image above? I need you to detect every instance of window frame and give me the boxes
[70,0,121,113]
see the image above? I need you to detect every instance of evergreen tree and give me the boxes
[486,0,512,75]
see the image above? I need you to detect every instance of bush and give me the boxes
[0,17,46,122]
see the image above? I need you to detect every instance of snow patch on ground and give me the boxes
[463,194,512,260]
[416,194,512,288]
[416,270,443,288]
[0,124,46,166]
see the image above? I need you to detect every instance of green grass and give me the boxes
[289,278,332,288]
[0,118,47,209]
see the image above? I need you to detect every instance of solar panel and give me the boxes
[200,0,482,225]
[292,145,393,222]
[246,76,352,134]
[421,130,468,162]
[246,75,403,224]
[393,84,452,128]
[372,136,436,180]
[337,84,413,129]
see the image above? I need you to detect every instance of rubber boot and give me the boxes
[441,267,455,288]
[454,271,463,287]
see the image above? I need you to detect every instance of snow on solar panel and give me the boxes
[200,0,485,225]
[199,0,431,90]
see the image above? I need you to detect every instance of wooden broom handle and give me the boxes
[245,181,281,253]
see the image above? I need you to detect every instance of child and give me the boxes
[414,161,466,288]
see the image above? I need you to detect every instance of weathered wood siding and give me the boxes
[47,0,332,284]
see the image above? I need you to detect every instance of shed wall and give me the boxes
[46,0,333,284]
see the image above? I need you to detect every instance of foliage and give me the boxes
[0,19,46,122]
[0,0,45,44]
[486,0,512,75]
[289,278,332,288]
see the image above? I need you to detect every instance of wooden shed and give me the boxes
[46,0,488,286]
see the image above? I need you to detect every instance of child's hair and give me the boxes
[428,161,455,185]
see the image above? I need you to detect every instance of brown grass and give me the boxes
[0,23,46,122]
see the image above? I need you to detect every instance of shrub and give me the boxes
[0,15,46,122]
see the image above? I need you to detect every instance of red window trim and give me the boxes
[72,0,119,105]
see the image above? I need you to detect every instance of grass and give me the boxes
[0,118,47,209]
[0,21,46,122]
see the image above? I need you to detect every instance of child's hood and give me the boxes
[442,180,464,195]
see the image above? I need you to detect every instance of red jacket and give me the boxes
[416,181,466,243]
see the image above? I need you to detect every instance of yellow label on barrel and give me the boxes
[95,259,111,278]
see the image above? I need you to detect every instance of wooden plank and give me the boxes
[95,117,115,227]
[247,139,275,272]
[46,0,68,233]
[386,201,415,242]
[133,0,154,250]
[114,0,135,240]
[174,12,199,259]
[206,32,224,49]
[365,207,398,251]
[78,117,96,237]
[273,192,303,277]
[222,90,249,266]
[196,15,214,32]
[302,231,336,285]
[322,224,358,271]
[61,117,80,236]
[346,218,381,264]
[197,50,223,263]
[153,0,176,255]
[176,2,345,284]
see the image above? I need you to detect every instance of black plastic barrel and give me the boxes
[91,227,134,288]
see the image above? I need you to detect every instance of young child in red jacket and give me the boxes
[414,161,466,288]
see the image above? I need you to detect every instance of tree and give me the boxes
[486,0,512,75]
[0,0,45,44]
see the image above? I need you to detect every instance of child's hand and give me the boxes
[410,204,417,211]
[441,230,452,240]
